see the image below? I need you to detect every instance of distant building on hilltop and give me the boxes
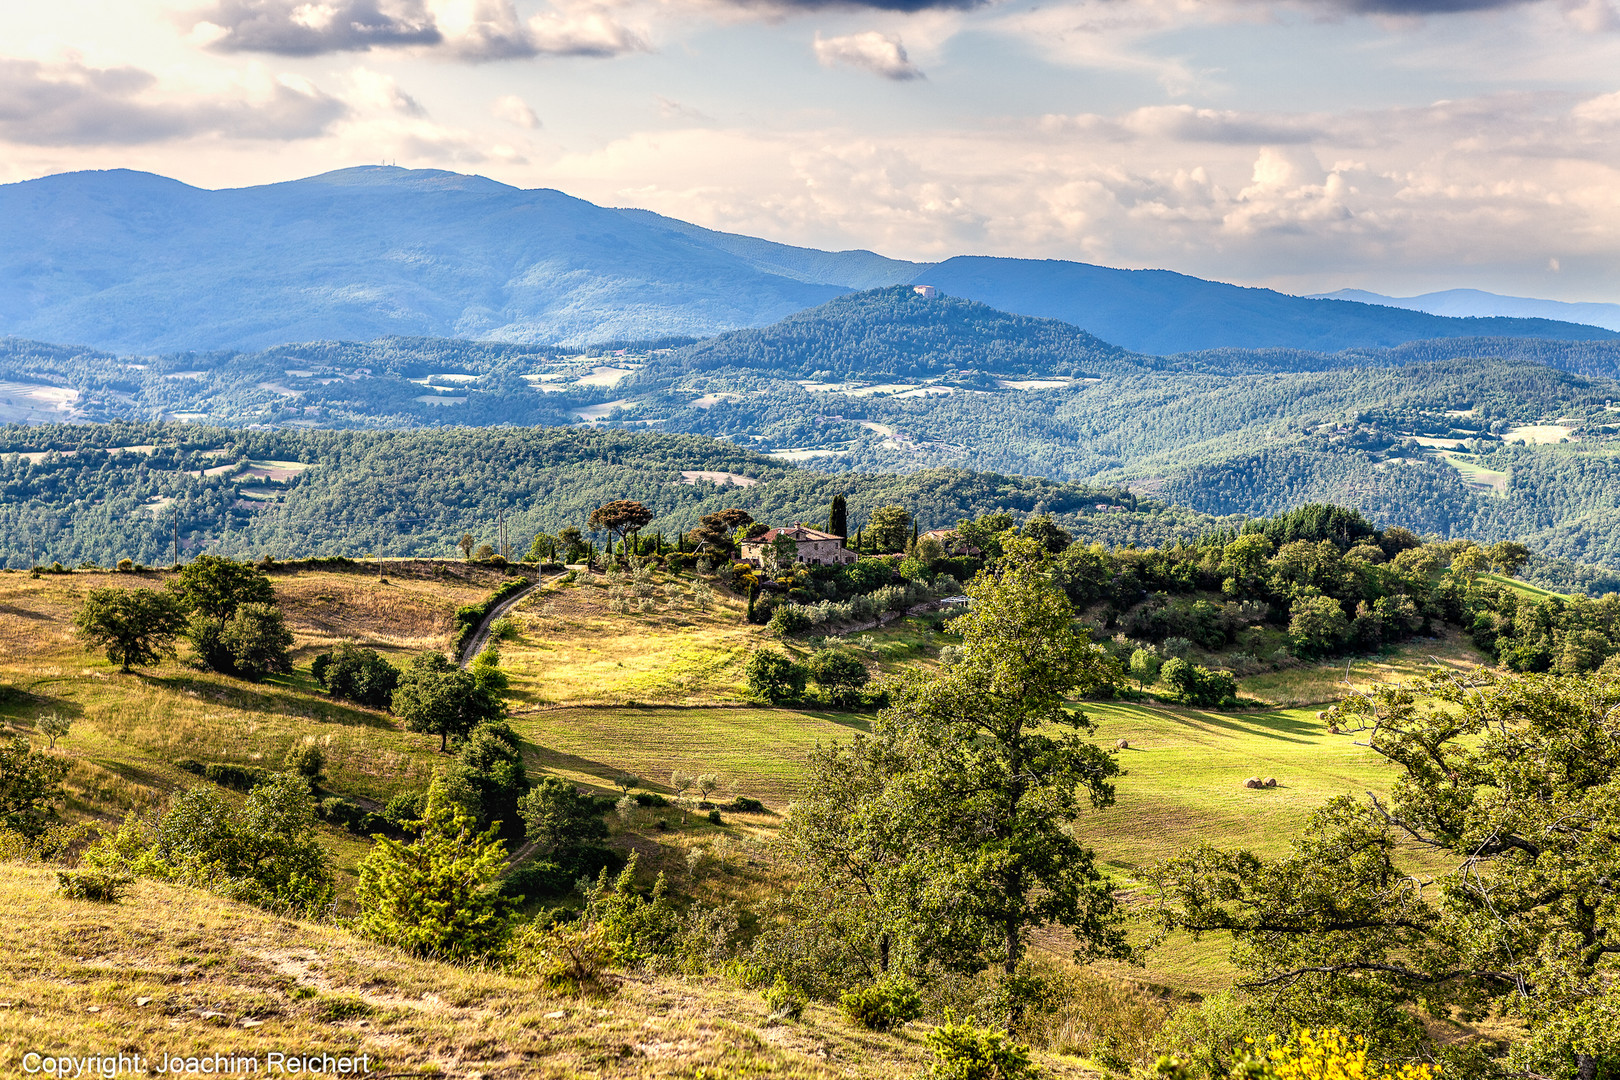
[740,525,858,567]
[913,285,938,299]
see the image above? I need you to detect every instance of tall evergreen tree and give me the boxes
[828,494,848,539]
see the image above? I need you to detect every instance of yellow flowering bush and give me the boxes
[1246,1028,1438,1080]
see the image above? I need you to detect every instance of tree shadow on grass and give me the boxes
[80,756,177,792]
[1107,701,1321,744]
[142,672,396,730]
[797,709,873,734]
[0,686,87,721]
[520,743,638,794]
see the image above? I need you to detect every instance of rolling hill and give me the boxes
[917,257,1620,354]
[1,166,1615,355]
[1316,287,1620,333]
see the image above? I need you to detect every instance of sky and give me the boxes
[2,0,1619,301]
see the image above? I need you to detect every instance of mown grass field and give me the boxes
[1234,626,1488,706]
[495,568,946,707]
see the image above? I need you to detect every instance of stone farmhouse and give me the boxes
[739,525,858,567]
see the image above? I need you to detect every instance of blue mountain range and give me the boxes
[0,165,1612,355]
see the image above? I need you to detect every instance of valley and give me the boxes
[4,165,1620,1080]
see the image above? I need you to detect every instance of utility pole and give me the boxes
[173,508,180,569]
[499,508,507,562]
[29,537,36,569]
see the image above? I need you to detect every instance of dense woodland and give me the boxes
[0,424,1217,569]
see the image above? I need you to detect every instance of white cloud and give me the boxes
[0,55,346,145]
[348,67,426,115]
[492,92,540,126]
[537,86,1620,296]
[189,0,648,59]
[191,0,442,54]
[813,31,923,79]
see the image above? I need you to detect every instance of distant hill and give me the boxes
[653,285,1147,381]
[2,165,1616,356]
[0,167,850,353]
[913,257,1619,354]
[1313,288,1620,333]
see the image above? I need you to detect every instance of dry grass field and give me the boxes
[0,865,1114,1080]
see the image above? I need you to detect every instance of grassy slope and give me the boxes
[2,562,1478,1001]
[1,865,1103,1080]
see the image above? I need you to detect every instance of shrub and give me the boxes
[500,858,575,900]
[490,616,519,641]
[839,976,923,1032]
[585,854,682,967]
[317,797,383,835]
[311,643,399,710]
[1,735,71,838]
[520,776,610,855]
[723,796,767,814]
[763,975,807,1022]
[354,797,514,959]
[806,649,870,706]
[768,606,812,637]
[517,917,618,994]
[633,791,669,808]
[923,1014,1041,1080]
[56,868,134,903]
[219,602,294,681]
[452,578,531,655]
[153,773,335,914]
[449,722,528,832]
[707,809,723,825]
[744,649,808,704]
[382,790,426,828]
[1248,1027,1437,1080]
[116,558,135,572]
[202,762,269,791]
[470,646,508,692]
[283,741,325,784]
[1160,658,1238,708]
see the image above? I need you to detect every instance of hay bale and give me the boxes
[1263,777,1278,788]
[1115,739,1130,749]
[1243,777,1264,789]
[1327,725,1340,735]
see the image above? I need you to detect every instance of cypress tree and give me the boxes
[828,494,848,538]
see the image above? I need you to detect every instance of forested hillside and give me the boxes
[15,289,1620,572]
[0,424,1221,569]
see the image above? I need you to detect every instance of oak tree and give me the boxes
[74,587,187,673]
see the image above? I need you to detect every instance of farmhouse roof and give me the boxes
[755,525,842,543]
